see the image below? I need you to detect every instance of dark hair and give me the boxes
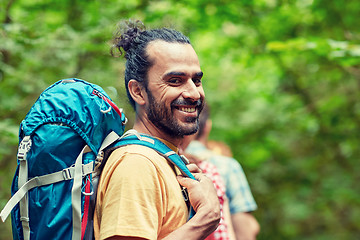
[111,19,191,109]
[196,102,210,139]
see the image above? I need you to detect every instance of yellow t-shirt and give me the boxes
[94,144,189,240]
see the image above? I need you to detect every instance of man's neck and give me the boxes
[133,119,182,147]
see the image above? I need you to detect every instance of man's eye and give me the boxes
[169,78,182,84]
[193,78,202,85]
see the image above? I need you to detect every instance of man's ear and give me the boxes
[128,79,146,106]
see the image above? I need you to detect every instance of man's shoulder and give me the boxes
[104,145,158,173]
[106,144,174,175]
[111,144,162,159]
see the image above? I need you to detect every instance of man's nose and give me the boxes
[182,80,202,101]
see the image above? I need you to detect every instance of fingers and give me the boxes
[176,172,204,190]
[176,172,220,214]
[187,163,202,174]
[176,172,210,189]
[176,174,196,188]
[191,172,206,181]
[176,164,202,190]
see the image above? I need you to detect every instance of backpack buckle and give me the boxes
[96,151,104,163]
[180,155,190,165]
[17,136,32,161]
[181,187,189,202]
[20,217,29,222]
[62,168,72,180]
[181,187,191,210]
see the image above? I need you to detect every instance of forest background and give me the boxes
[1,0,359,239]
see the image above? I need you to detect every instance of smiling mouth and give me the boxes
[178,107,196,113]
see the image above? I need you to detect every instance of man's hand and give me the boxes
[176,168,221,238]
[186,163,202,174]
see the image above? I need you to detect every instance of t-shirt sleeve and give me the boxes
[226,159,258,214]
[98,152,165,240]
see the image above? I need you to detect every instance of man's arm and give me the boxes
[231,212,260,240]
[161,172,220,240]
[106,164,221,240]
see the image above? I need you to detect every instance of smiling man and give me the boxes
[136,40,204,141]
[94,20,221,240]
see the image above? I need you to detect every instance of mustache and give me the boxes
[171,99,203,107]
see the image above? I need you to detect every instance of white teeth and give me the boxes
[179,107,196,113]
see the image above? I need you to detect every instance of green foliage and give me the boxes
[1,0,360,239]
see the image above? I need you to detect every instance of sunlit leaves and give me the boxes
[1,0,360,239]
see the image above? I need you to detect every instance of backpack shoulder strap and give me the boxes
[102,130,196,219]
[110,130,196,180]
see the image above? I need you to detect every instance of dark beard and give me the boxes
[146,89,203,137]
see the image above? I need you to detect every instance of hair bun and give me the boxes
[111,19,146,56]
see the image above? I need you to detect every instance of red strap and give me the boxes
[103,96,122,117]
[81,180,91,239]
[91,89,122,118]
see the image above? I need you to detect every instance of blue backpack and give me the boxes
[0,78,195,240]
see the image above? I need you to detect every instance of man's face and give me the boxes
[144,40,205,137]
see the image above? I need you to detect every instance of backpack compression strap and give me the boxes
[0,150,94,223]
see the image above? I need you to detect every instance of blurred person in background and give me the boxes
[180,136,236,240]
[207,140,234,158]
[185,103,260,240]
